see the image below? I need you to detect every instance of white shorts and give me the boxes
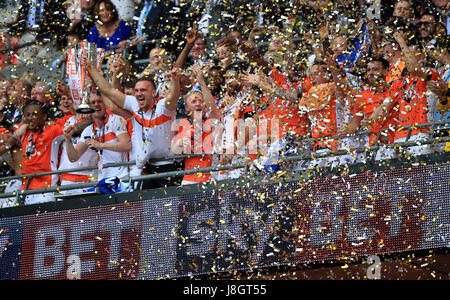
[375,133,431,161]
[307,148,340,170]
[0,179,21,208]
[338,135,368,166]
[395,133,432,157]
[24,192,55,205]
[181,180,206,186]
[58,180,90,196]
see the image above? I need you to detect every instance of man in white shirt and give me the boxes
[84,56,183,189]
[63,94,131,181]
[58,113,98,195]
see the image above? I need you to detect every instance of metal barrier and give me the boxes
[0,120,448,206]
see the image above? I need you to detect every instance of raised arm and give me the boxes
[101,93,133,119]
[85,132,131,153]
[323,51,349,101]
[84,56,127,109]
[241,70,299,103]
[165,63,182,111]
[72,119,94,136]
[63,125,89,162]
[175,24,198,69]
[393,32,427,80]
[361,96,396,129]
[108,55,126,92]
[192,64,221,120]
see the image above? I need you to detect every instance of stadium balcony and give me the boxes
[0,119,448,280]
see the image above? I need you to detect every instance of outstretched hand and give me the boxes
[170,63,182,81]
[81,55,94,71]
[241,70,261,87]
[192,64,204,82]
[63,124,76,139]
[186,23,198,45]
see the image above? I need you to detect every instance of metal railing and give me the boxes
[0,120,448,206]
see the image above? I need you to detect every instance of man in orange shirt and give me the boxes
[366,32,437,159]
[341,57,400,161]
[240,65,310,172]
[298,62,346,169]
[172,65,221,185]
[241,67,309,146]
[382,35,406,84]
[20,100,67,204]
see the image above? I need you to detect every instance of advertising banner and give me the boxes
[0,163,449,279]
[12,201,143,279]
[0,216,22,280]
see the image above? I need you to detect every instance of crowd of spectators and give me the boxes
[0,0,449,206]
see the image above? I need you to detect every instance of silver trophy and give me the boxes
[75,40,99,114]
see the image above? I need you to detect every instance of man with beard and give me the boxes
[365,31,444,159]
[341,57,401,161]
[83,55,182,189]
